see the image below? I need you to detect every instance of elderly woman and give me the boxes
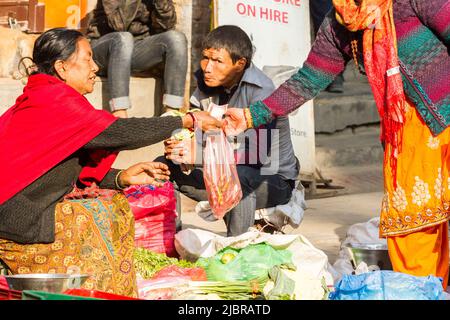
[0,28,220,297]
[225,0,450,288]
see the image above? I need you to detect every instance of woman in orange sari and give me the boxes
[224,0,450,288]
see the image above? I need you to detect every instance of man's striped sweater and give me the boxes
[250,0,450,136]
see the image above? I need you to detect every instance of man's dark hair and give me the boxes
[202,25,253,69]
[32,28,84,76]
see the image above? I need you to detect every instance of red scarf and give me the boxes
[333,0,406,185]
[0,74,118,205]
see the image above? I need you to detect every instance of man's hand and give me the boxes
[223,108,247,136]
[164,138,196,164]
[119,162,170,188]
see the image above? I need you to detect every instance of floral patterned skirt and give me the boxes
[0,192,138,297]
[380,102,450,237]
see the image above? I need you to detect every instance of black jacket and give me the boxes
[86,0,177,39]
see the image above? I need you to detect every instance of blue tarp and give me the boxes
[330,271,445,300]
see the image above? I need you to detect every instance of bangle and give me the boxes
[115,170,126,190]
[243,108,253,129]
[186,112,196,128]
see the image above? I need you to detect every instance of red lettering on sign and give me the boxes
[282,11,288,23]
[236,2,256,17]
[273,0,301,6]
[259,7,288,24]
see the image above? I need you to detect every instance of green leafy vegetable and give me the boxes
[133,247,198,279]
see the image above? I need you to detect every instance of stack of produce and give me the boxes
[176,243,296,300]
[134,248,205,300]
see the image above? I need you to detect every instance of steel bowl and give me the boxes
[345,243,393,270]
[4,273,90,293]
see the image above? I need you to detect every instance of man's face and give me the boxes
[200,48,246,88]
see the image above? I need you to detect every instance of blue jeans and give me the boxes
[90,30,188,112]
[155,156,294,237]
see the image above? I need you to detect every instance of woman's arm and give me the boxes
[84,116,183,151]
[99,163,171,190]
[411,0,450,46]
[249,10,352,128]
[84,112,221,151]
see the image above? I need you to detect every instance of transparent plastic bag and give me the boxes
[203,103,242,219]
[196,243,294,282]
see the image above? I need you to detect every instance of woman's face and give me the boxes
[55,38,99,95]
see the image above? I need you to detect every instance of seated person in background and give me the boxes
[158,25,300,237]
[0,28,220,297]
[86,0,188,118]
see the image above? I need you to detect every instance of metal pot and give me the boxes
[345,243,393,270]
[4,273,90,293]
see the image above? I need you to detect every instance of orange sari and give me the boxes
[333,0,449,288]
[381,102,450,288]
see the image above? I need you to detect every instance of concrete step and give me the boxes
[313,64,379,133]
[315,124,384,169]
[0,76,160,115]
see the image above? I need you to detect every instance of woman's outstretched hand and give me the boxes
[182,111,223,131]
[223,108,247,136]
[119,162,170,188]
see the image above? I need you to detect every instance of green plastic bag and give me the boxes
[197,243,294,282]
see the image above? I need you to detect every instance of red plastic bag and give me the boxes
[125,182,178,256]
[134,211,178,256]
[203,104,242,219]
[124,182,176,220]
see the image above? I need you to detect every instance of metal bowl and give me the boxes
[345,243,393,270]
[4,273,90,293]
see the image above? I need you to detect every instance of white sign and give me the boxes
[214,0,316,176]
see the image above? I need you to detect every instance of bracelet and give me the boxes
[243,108,253,129]
[115,170,126,190]
[186,112,196,128]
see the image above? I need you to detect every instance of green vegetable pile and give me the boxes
[134,247,198,279]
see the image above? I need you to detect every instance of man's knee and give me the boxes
[163,30,187,52]
[108,32,134,54]
[236,166,257,190]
